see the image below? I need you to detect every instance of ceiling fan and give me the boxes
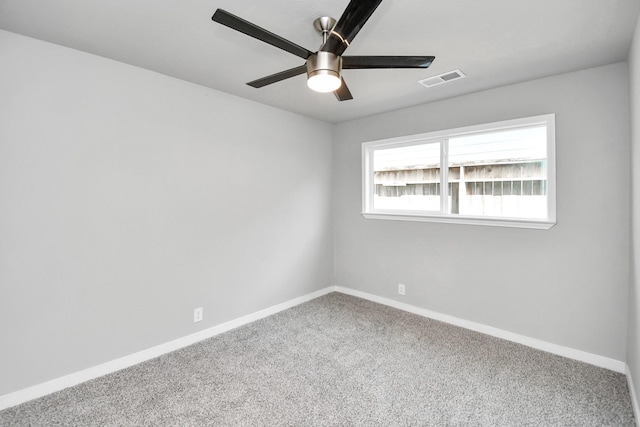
[212,0,435,101]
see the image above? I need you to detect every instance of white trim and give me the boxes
[627,364,640,427]
[362,115,555,149]
[0,287,335,411]
[361,212,555,229]
[334,286,626,373]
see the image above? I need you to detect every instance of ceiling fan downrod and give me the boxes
[313,16,337,45]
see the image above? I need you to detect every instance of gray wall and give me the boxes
[1,26,636,404]
[629,15,640,413]
[333,62,631,361]
[0,30,334,395]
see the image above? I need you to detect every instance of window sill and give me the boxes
[361,212,556,229]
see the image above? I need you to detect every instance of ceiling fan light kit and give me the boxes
[212,0,435,101]
[307,52,342,93]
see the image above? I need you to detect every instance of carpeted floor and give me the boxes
[0,292,636,426]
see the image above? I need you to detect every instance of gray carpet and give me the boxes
[0,292,636,426]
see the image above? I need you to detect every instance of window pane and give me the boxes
[448,125,548,219]
[373,142,441,211]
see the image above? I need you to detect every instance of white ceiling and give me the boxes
[1,0,638,123]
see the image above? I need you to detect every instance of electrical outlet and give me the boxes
[398,283,406,295]
[193,307,203,323]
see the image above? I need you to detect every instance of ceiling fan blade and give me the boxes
[334,78,353,101]
[321,0,383,56]
[212,9,313,60]
[342,55,435,69]
[247,65,308,88]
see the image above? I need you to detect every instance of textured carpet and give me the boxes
[0,292,636,426]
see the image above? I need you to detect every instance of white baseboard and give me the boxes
[0,285,630,412]
[335,286,627,374]
[627,365,640,427]
[0,286,335,411]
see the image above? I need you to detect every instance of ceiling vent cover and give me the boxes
[418,69,466,88]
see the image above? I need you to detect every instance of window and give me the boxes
[362,115,556,229]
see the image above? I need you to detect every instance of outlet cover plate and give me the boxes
[193,307,203,323]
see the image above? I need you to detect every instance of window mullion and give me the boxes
[440,139,449,214]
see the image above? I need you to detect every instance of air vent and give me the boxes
[418,69,466,88]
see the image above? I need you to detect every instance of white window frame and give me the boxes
[361,114,556,229]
